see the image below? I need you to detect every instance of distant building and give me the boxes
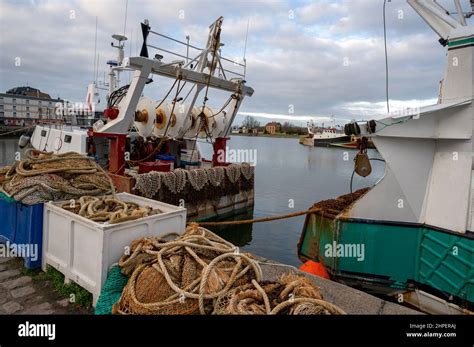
[265,122,282,134]
[0,86,63,126]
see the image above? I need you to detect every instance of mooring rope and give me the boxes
[190,207,323,227]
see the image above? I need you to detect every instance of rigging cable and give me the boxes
[188,24,223,160]
[349,158,386,201]
[155,78,180,110]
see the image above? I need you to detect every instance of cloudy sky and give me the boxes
[0,0,470,125]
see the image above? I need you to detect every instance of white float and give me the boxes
[133,96,155,137]
[153,101,188,138]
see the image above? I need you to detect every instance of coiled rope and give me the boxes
[61,195,161,224]
[113,224,346,315]
[1,150,116,204]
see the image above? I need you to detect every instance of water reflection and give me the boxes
[201,136,384,266]
[0,138,20,166]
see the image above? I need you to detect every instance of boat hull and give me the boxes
[110,167,255,222]
[298,212,474,310]
[313,135,351,147]
[299,135,353,147]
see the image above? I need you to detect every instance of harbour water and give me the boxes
[0,137,20,167]
[200,136,384,266]
[0,135,383,266]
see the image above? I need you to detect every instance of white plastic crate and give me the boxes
[42,192,186,306]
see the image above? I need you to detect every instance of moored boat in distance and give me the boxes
[299,119,350,147]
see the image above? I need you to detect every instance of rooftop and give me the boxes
[5,86,51,99]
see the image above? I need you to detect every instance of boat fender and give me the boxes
[367,120,376,134]
[353,122,361,135]
[344,123,351,136]
[299,260,330,279]
[18,134,30,149]
[354,152,372,177]
[345,122,361,136]
[104,107,119,120]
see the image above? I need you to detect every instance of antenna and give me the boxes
[93,16,98,84]
[123,0,128,36]
[383,0,390,113]
[243,19,250,61]
[243,19,249,77]
[96,53,100,85]
[129,28,133,83]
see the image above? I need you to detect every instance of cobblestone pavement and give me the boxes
[0,257,91,314]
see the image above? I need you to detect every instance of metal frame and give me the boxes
[98,17,254,135]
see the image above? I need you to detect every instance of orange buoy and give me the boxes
[299,260,330,279]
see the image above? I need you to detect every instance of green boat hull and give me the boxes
[298,213,474,309]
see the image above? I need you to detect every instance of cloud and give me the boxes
[340,98,439,119]
[240,111,333,122]
[0,0,466,126]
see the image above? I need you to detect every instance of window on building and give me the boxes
[39,101,42,104]
[26,112,30,116]
[49,101,52,106]
[13,111,16,116]
[26,106,29,111]
[0,105,3,110]
[26,99,29,104]
[13,105,16,110]
[12,98,16,103]
[0,112,4,117]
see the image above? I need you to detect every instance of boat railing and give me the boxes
[145,25,247,80]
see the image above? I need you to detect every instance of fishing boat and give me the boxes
[299,120,350,147]
[25,17,255,222]
[298,0,474,314]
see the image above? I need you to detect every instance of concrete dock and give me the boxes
[0,254,420,315]
[259,259,421,315]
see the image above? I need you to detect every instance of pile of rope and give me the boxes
[1,150,114,205]
[112,224,345,315]
[213,274,346,315]
[61,196,161,224]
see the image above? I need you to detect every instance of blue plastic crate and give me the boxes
[0,193,17,242]
[0,193,43,269]
[16,203,43,269]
